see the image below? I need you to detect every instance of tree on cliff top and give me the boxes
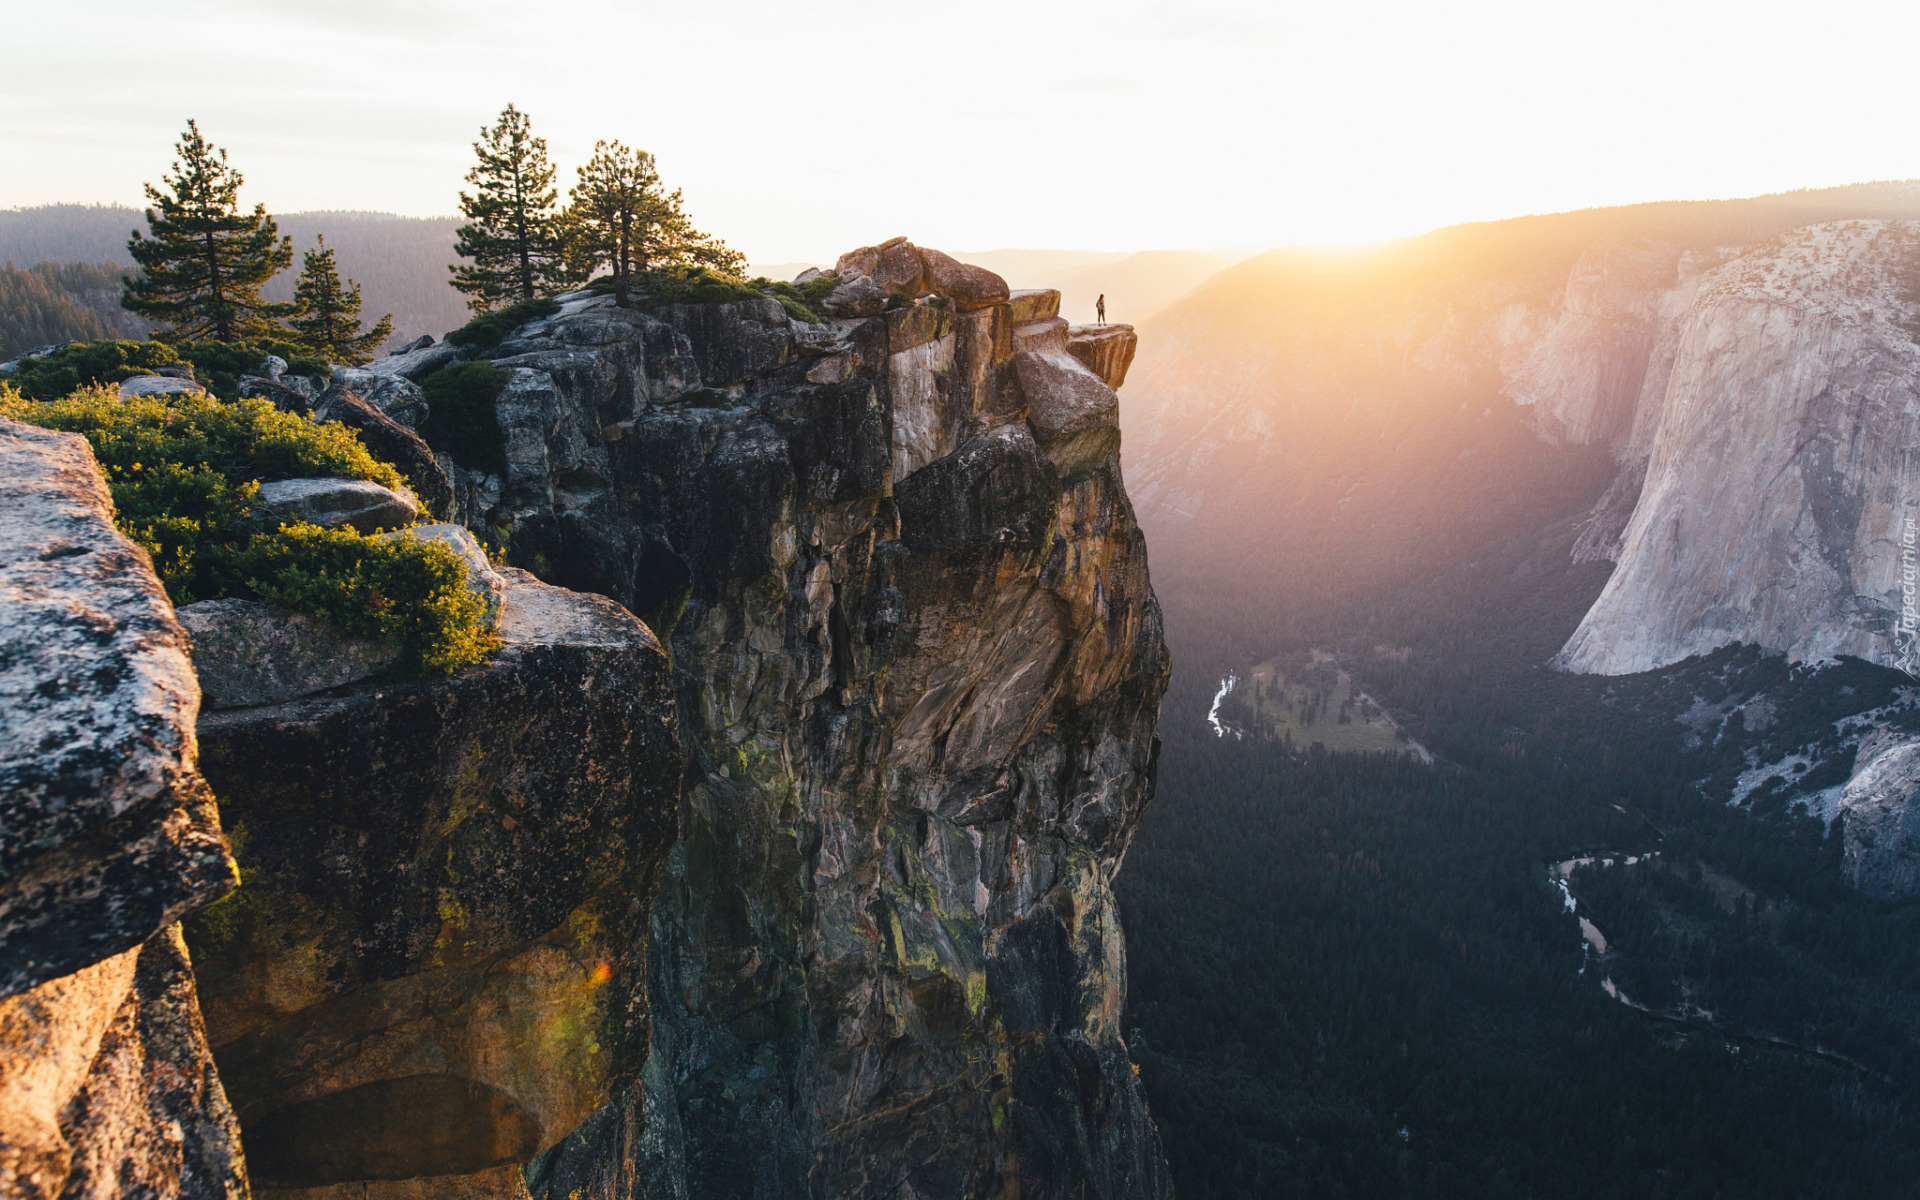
[562,139,746,307]
[288,234,393,363]
[450,105,567,312]
[122,121,295,343]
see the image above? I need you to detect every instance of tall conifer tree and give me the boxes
[123,120,295,342]
[450,105,565,312]
[288,235,393,364]
[562,140,745,307]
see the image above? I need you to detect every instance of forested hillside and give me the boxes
[0,204,467,354]
[0,262,148,355]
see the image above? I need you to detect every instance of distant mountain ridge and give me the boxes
[0,204,469,351]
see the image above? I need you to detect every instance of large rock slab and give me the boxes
[187,569,681,1198]
[920,247,1009,312]
[256,477,420,534]
[120,375,208,399]
[330,366,431,430]
[0,419,236,993]
[1016,343,1124,479]
[0,928,249,1200]
[0,417,245,1199]
[1067,323,1138,389]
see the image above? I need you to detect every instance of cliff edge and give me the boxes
[397,240,1171,1199]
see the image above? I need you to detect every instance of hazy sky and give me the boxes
[6,0,1918,262]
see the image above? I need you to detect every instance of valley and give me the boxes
[1115,183,1920,1198]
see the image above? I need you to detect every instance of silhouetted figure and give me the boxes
[1096,293,1106,324]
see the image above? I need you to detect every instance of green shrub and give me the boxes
[757,273,840,324]
[587,266,765,308]
[238,524,496,675]
[445,297,562,350]
[4,339,182,399]
[174,338,323,400]
[1,383,491,675]
[420,362,509,476]
[4,338,329,401]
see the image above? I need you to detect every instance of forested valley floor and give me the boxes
[1119,496,1920,1199]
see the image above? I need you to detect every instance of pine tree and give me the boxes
[450,105,566,312]
[288,235,393,364]
[562,140,746,307]
[123,120,295,342]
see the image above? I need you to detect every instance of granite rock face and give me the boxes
[186,569,680,1198]
[0,418,245,1199]
[424,251,1169,1199]
[1067,323,1139,390]
[176,599,403,710]
[1556,222,1920,674]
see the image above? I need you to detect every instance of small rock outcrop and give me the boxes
[416,246,1167,1199]
[1834,735,1920,897]
[0,418,245,1199]
[185,568,681,1198]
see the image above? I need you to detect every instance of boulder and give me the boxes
[382,522,506,628]
[119,374,207,399]
[821,274,886,318]
[262,355,288,380]
[329,365,430,429]
[395,334,434,354]
[833,237,927,298]
[920,247,1009,312]
[873,238,928,296]
[313,382,454,520]
[1015,345,1123,479]
[177,598,403,710]
[834,245,883,280]
[1066,323,1139,389]
[255,476,420,534]
[366,339,464,384]
[794,267,828,284]
[1007,289,1062,325]
[187,568,681,1197]
[234,375,312,415]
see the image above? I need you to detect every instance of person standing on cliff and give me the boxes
[1096,293,1106,324]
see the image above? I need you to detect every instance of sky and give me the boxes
[6,0,1920,264]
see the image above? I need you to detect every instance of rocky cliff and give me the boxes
[184,564,680,1198]
[1555,220,1920,674]
[0,418,245,1200]
[361,239,1173,1198]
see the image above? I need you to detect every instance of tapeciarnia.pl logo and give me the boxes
[1897,514,1919,680]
